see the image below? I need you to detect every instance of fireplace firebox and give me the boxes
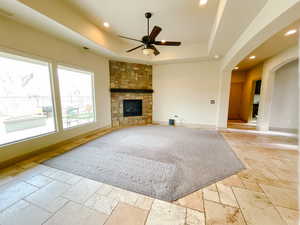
[123,100,142,117]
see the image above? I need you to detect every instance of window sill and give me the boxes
[0,131,57,148]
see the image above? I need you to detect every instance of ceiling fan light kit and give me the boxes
[142,48,154,56]
[119,12,181,56]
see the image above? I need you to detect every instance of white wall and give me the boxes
[153,61,221,126]
[270,60,299,129]
[0,16,111,163]
[258,46,298,131]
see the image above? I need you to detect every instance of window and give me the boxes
[0,53,56,146]
[57,66,95,129]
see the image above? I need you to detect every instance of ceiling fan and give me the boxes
[119,12,181,56]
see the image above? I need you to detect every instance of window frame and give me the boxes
[0,51,58,147]
[56,64,97,130]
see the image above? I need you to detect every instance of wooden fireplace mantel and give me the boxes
[110,88,154,93]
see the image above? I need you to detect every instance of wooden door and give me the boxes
[228,83,243,120]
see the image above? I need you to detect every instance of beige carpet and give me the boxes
[43,126,245,201]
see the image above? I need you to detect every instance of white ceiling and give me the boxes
[208,0,269,56]
[64,0,220,45]
[237,20,300,71]
[0,0,294,64]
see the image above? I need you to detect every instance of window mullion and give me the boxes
[50,63,64,132]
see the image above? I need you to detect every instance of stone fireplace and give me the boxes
[109,60,153,127]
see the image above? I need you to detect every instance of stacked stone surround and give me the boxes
[110,60,153,127]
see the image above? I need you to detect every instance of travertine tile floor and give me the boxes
[0,126,298,225]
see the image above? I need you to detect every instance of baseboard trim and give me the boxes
[270,127,298,134]
[0,125,112,169]
[153,121,216,129]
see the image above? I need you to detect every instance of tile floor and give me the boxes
[0,126,298,225]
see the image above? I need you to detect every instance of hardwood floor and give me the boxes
[0,125,298,225]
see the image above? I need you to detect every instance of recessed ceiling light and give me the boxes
[234,67,239,70]
[199,0,208,7]
[103,22,110,28]
[214,54,220,59]
[285,29,297,36]
[249,55,256,60]
[161,40,166,43]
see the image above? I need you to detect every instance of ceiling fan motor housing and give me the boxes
[142,36,150,44]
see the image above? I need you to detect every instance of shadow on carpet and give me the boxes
[43,126,245,201]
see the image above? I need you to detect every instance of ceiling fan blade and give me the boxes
[119,35,142,43]
[154,41,181,46]
[149,26,162,42]
[126,45,144,52]
[150,45,160,56]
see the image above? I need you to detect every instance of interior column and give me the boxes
[216,70,232,128]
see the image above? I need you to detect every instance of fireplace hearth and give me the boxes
[123,100,142,117]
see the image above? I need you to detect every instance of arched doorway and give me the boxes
[257,46,298,131]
